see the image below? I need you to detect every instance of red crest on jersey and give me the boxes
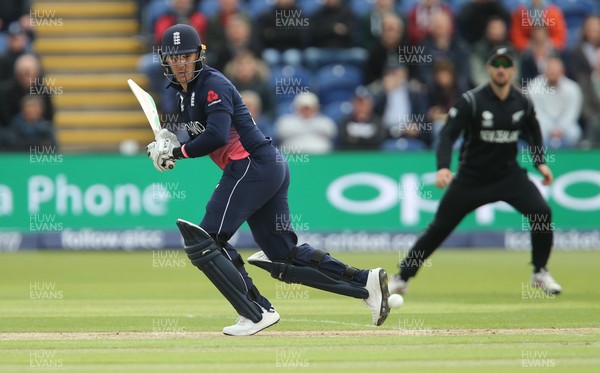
[207,90,219,102]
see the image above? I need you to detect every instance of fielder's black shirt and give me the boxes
[437,84,545,180]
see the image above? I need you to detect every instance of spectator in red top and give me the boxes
[405,0,453,46]
[154,0,206,45]
[509,0,566,52]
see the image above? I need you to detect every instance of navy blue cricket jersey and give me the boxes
[172,65,270,169]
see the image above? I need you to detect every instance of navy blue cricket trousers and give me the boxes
[199,144,369,310]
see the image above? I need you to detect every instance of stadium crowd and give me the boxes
[1,0,599,152]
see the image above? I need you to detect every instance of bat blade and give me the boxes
[127,79,161,136]
[127,79,174,169]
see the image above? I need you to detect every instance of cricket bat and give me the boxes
[127,79,174,169]
[127,78,162,136]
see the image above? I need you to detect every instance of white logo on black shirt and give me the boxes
[481,110,494,128]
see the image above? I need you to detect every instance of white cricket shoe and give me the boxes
[388,274,409,295]
[363,268,390,326]
[223,307,280,336]
[531,269,562,295]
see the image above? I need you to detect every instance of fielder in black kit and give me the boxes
[388,47,562,296]
[146,24,390,336]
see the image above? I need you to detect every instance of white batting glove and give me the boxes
[146,141,176,172]
[156,128,178,142]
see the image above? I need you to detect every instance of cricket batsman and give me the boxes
[146,24,390,336]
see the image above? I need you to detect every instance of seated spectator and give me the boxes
[509,0,566,52]
[0,54,54,126]
[569,15,600,83]
[153,0,206,46]
[240,90,275,142]
[275,92,337,154]
[470,15,514,87]
[209,13,261,71]
[2,95,56,151]
[257,0,306,66]
[406,0,453,46]
[204,0,249,60]
[0,0,30,33]
[418,11,471,94]
[578,48,600,148]
[338,86,385,150]
[371,59,430,150]
[527,57,583,148]
[358,0,401,50]
[456,0,510,45]
[308,0,355,48]
[427,59,462,148]
[304,0,366,68]
[0,22,31,83]
[364,13,413,84]
[519,26,558,83]
[224,51,275,119]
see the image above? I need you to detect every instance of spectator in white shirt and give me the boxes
[526,56,583,148]
[275,92,338,153]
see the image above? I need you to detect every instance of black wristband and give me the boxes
[172,147,184,159]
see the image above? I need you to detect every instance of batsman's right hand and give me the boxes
[146,141,175,172]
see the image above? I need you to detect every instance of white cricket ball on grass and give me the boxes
[388,294,404,308]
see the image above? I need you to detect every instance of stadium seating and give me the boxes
[296,0,323,17]
[31,0,154,152]
[269,64,313,104]
[349,0,375,17]
[316,64,362,106]
[197,0,220,18]
[322,100,353,125]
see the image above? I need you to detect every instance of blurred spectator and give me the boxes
[358,0,401,50]
[304,0,366,69]
[0,0,30,32]
[456,0,510,45]
[519,26,558,83]
[224,51,275,119]
[405,0,453,46]
[308,0,355,48]
[418,11,471,94]
[427,59,461,148]
[371,60,430,151]
[1,95,56,151]
[275,92,337,153]
[470,16,514,87]
[0,54,54,126]
[364,13,413,85]
[240,90,275,141]
[204,0,248,56]
[578,48,600,148]
[527,57,582,148]
[257,0,306,66]
[153,0,206,46]
[0,21,31,82]
[210,13,261,71]
[509,0,566,52]
[569,15,600,84]
[338,86,385,150]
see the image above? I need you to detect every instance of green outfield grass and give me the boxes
[0,249,599,372]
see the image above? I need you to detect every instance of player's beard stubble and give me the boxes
[490,68,512,89]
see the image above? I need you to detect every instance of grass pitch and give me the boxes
[1,249,599,372]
